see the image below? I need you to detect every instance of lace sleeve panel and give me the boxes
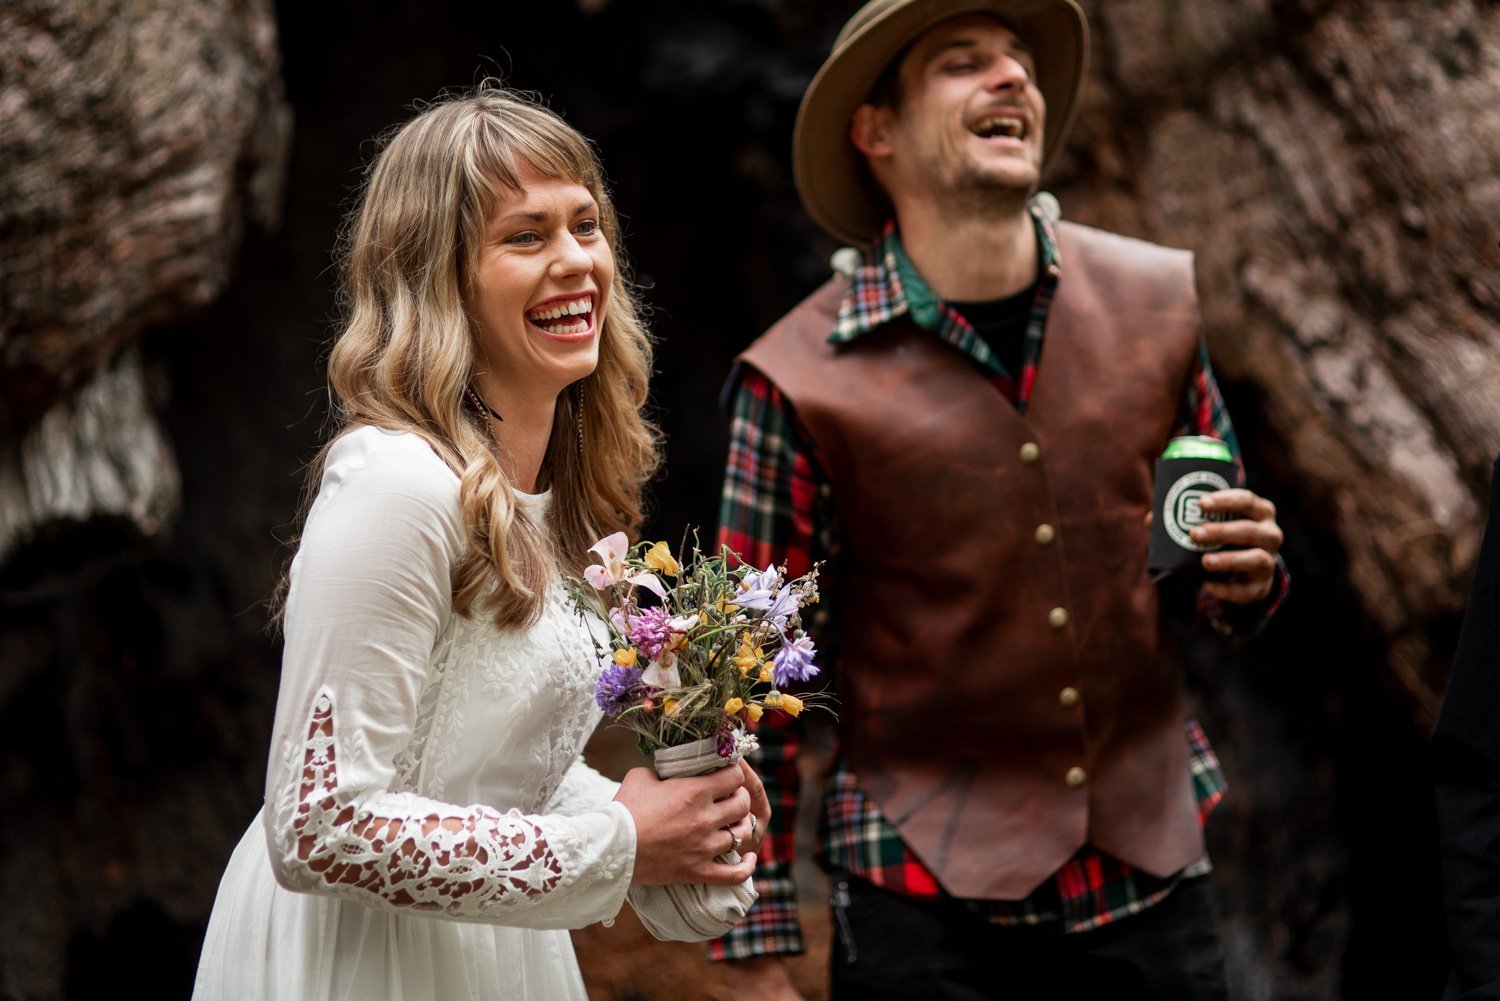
[262,429,634,928]
[271,688,635,928]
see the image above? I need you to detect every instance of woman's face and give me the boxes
[467,162,614,410]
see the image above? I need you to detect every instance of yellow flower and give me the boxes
[613,647,638,667]
[663,697,681,716]
[746,704,764,723]
[762,691,802,716]
[731,635,763,677]
[724,697,745,716]
[758,665,774,684]
[644,541,681,576]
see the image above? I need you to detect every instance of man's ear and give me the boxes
[850,103,893,158]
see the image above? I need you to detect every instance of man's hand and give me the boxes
[1191,488,1283,604]
[723,956,805,1001]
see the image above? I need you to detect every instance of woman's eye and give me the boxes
[575,219,600,236]
[507,232,539,246]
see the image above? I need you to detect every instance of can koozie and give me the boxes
[1147,436,1237,579]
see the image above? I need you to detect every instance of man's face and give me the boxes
[854,14,1047,210]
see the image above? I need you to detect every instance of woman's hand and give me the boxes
[614,764,757,886]
[724,759,771,858]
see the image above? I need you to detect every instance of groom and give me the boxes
[712,0,1287,998]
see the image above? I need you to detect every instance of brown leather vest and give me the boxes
[740,222,1207,900]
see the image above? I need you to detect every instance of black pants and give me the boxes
[828,872,1230,1001]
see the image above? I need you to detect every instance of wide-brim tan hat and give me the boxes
[794,0,1088,246]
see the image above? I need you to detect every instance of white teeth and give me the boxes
[974,115,1024,139]
[535,317,590,335]
[527,295,593,322]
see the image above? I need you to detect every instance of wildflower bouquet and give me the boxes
[568,532,823,943]
[570,532,823,761]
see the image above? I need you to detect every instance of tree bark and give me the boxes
[0,0,290,559]
[0,3,289,998]
[1057,0,1499,721]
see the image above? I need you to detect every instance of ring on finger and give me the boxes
[749,813,758,841]
[730,830,743,852]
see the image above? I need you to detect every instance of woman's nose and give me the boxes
[550,233,592,277]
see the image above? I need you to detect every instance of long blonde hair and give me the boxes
[312,84,659,628]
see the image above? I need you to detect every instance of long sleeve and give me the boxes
[261,427,635,929]
[545,757,622,816]
[711,366,831,960]
[1174,337,1290,635]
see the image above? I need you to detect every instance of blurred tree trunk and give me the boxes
[1058,0,1499,720]
[0,2,288,999]
[1049,2,1499,997]
[0,0,289,561]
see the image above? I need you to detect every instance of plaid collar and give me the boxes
[830,203,1062,382]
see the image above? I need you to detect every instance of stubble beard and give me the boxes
[940,161,1038,222]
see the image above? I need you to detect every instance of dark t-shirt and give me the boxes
[948,277,1039,379]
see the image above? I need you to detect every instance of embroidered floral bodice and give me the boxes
[259,426,635,928]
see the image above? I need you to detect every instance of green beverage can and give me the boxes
[1147,436,1237,579]
[1160,435,1234,463]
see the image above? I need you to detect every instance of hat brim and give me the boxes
[793,0,1088,246]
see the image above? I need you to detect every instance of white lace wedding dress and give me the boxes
[193,426,636,1001]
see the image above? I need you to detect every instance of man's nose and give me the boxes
[983,55,1031,93]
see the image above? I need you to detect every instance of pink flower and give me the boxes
[628,606,674,661]
[584,532,667,600]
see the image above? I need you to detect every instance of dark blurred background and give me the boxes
[6,0,1498,998]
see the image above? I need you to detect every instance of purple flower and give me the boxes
[595,662,644,715]
[773,635,819,687]
[627,606,674,661]
[764,585,801,629]
[734,565,780,610]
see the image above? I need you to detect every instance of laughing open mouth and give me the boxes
[527,294,595,335]
[970,112,1026,140]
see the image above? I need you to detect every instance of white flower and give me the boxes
[640,649,681,689]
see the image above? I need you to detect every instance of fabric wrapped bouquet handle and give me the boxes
[625,737,759,941]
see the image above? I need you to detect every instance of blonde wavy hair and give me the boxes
[307,84,660,628]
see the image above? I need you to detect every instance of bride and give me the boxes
[193,84,768,1001]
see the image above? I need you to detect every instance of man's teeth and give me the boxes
[528,296,593,333]
[974,116,1024,139]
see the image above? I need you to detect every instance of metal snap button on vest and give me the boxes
[1035,523,1056,545]
[1065,766,1087,788]
[1048,607,1069,629]
[1019,442,1041,464]
[1058,686,1080,708]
